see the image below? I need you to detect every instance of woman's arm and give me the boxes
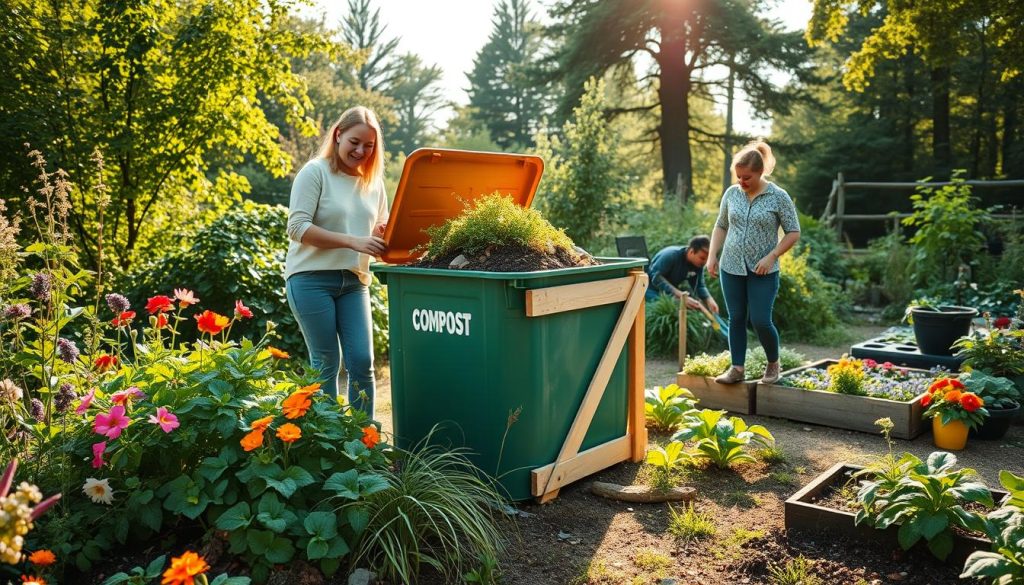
[707,225,727,278]
[300,224,385,255]
[753,231,800,275]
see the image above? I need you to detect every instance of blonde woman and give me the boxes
[707,140,801,385]
[285,106,390,416]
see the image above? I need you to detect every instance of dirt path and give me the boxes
[370,322,1024,585]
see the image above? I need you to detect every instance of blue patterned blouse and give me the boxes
[714,182,801,276]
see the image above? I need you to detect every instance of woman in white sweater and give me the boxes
[285,106,390,416]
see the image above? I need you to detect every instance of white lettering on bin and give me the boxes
[411,308,473,337]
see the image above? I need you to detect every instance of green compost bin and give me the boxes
[372,258,647,501]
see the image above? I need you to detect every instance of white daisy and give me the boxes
[82,478,114,505]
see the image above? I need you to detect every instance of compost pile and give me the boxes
[414,194,599,272]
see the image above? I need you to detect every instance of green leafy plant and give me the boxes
[767,555,822,585]
[857,452,994,560]
[680,351,731,377]
[101,552,250,585]
[644,384,698,432]
[667,503,716,542]
[645,295,725,358]
[953,316,1024,379]
[902,172,990,286]
[921,377,990,431]
[420,193,577,260]
[852,418,923,526]
[961,470,1024,584]
[645,440,692,491]
[681,348,805,378]
[670,409,774,469]
[961,370,1021,409]
[349,431,509,585]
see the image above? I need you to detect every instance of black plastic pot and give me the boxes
[910,305,977,356]
[970,401,1021,440]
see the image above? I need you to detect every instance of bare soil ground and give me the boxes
[372,319,1024,585]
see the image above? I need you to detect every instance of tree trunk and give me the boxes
[722,55,736,194]
[1001,78,1020,177]
[657,17,693,207]
[931,66,952,177]
[901,57,916,172]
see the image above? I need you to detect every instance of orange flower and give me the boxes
[161,551,209,585]
[267,346,290,359]
[20,576,47,585]
[27,550,56,566]
[943,389,963,404]
[947,379,965,390]
[960,392,984,412]
[282,384,320,419]
[240,430,264,452]
[94,354,118,371]
[194,310,230,335]
[928,379,952,394]
[361,425,380,449]
[111,310,136,327]
[920,393,932,407]
[276,423,302,443]
[250,415,274,433]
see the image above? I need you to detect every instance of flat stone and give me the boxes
[348,568,374,585]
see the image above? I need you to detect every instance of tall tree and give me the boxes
[546,0,810,207]
[340,0,400,92]
[466,0,551,149]
[0,0,328,269]
[387,54,447,156]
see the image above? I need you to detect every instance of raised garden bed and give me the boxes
[756,359,933,439]
[785,462,1008,566]
[850,336,965,371]
[675,373,757,414]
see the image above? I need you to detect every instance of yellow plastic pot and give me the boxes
[932,417,969,450]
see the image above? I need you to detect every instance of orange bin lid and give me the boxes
[381,148,545,264]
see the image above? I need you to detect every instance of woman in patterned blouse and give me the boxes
[706,141,801,385]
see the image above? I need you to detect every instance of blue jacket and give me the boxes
[645,245,709,301]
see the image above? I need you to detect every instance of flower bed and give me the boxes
[676,349,804,415]
[757,358,944,438]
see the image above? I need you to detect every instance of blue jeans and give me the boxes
[286,270,374,416]
[720,270,780,367]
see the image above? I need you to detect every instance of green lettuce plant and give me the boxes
[670,409,774,469]
[644,384,698,432]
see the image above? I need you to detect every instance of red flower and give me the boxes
[111,310,136,327]
[234,300,253,320]
[146,295,174,315]
[94,354,118,372]
[947,379,965,390]
[155,313,169,329]
[993,316,1012,329]
[920,393,932,407]
[194,310,230,335]
[960,392,984,412]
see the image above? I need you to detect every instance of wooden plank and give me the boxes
[844,179,1024,188]
[678,300,687,371]
[537,275,647,499]
[525,276,633,317]
[628,272,648,462]
[677,373,757,414]
[532,435,632,497]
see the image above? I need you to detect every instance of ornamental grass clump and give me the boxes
[420,193,577,260]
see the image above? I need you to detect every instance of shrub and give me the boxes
[793,213,848,284]
[117,201,390,364]
[771,249,848,343]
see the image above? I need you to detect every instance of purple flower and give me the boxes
[105,293,130,314]
[30,398,45,421]
[54,383,77,413]
[56,338,79,364]
[2,304,31,321]
[30,272,52,302]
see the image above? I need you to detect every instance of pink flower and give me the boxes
[899,368,909,376]
[92,441,107,469]
[882,361,894,370]
[111,386,146,405]
[75,388,97,415]
[174,288,200,308]
[863,358,877,368]
[93,405,131,439]
[234,300,253,320]
[148,407,179,433]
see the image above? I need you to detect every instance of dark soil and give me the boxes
[415,242,599,272]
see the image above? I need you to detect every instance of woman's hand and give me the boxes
[706,256,719,278]
[753,252,776,275]
[373,222,387,237]
[350,235,387,256]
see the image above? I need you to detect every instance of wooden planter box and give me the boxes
[786,462,1007,566]
[756,359,927,439]
[675,373,757,414]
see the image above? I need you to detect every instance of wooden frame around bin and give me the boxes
[527,268,649,503]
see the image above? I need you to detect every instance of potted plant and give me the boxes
[905,299,978,356]
[952,312,1024,397]
[961,371,1021,440]
[921,377,989,450]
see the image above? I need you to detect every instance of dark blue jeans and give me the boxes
[720,270,780,367]
[286,270,374,416]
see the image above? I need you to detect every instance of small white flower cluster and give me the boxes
[0,481,42,564]
[82,477,114,505]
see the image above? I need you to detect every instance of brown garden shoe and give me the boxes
[714,366,746,384]
[760,362,781,384]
